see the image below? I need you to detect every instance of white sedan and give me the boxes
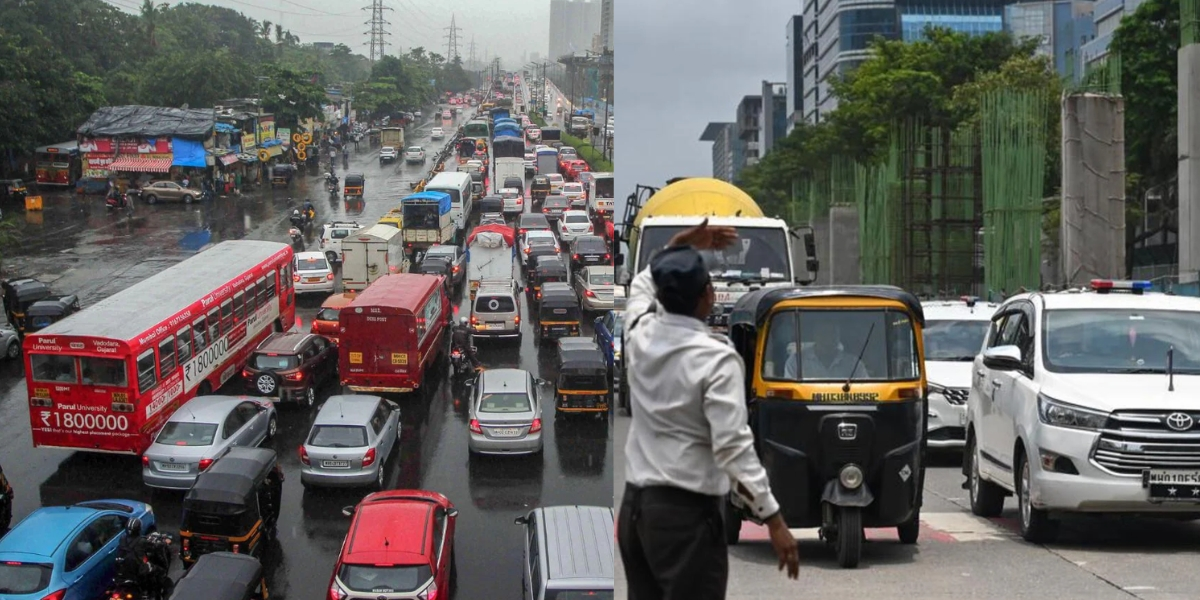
[557,210,594,244]
[404,146,427,164]
[431,127,445,140]
[520,230,560,265]
[546,173,565,194]
[294,252,335,294]
[562,182,586,207]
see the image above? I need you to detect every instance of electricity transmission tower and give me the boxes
[468,36,476,69]
[444,14,462,62]
[363,0,392,63]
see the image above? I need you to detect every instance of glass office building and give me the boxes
[897,0,1007,41]
[1004,0,1095,80]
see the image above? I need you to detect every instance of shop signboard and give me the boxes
[257,116,275,145]
[242,133,257,151]
[116,138,172,154]
[79,138,114,153]
[84,155,115,178]
[277,128,291,147]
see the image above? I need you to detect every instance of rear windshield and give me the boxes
[589,271,615,286]
[253,354,299,371]
[528,236,557,247]
[315,307,341,322]
[295,257,329,272]
[564,214,590,224]
[339,564,432,594]
[476,295,517,313]
[520,216,550,229]
[308,425,368,448]
[0,563,52,595]
[545,198,569,208]
[156,422,218,446]
[479,392,531,413]
[574,238,606,253]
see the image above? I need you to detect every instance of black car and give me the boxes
[502,176,524,198]
[243,332,338,407]
[518,213,553,237]
[416,256,455,295]
[570,235,610,272]
[541,195,571,224]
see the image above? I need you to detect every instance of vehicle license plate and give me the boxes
[306,277,322,283]
[158,462,188,472]
[322,460,351,469]
[490,428,521,437]
[959,411,968,426]
[1145,469,1200,501]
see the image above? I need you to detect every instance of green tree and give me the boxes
[1110,0,1178,194]
[260,65,326,127]
[138,49,256,108]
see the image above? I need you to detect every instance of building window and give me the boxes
[840,8,899,52]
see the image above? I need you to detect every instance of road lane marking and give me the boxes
[736,512,1010,543]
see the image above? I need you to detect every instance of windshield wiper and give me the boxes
[1109,368,1164,374]
[843,323,876,392]
[935,355,977,362]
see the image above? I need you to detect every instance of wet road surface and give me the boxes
[0,108,614,599]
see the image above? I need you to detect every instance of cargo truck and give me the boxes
[380,126,405,149]
[400,191,455,257]
[340,224,411,292]
[466,224,517,300]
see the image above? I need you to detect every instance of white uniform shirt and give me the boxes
[623,267,780,521]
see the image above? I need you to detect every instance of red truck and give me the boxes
[339,273,451,394]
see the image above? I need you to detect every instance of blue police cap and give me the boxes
[651,245,711,302]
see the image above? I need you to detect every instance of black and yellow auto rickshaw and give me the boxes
[554,337,610,416]
[269,164,294,188]
[528,256,569,301]
[725,286,927,568]
[180,447,283,566]
[1,278,52,336]
[24,295,80,334]
[536,285,581,342]
[170,552,268,600]
[0,179,27,204]
[530,176,551,207]
[457,138,477,161]
[343,172,365,199]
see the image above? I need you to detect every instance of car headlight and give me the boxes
[1037,394,1108,430]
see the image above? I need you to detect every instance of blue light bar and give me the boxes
[1090,279,1152,294]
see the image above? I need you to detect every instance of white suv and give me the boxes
[319,221,362,263]
[966,280,1200,542]
[922,298,996,449]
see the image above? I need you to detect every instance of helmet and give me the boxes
[293,209,300,216]
[459,317,468,326]
[125,517,143,537]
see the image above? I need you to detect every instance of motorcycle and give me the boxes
[106,191,135,214]
[289,212,307,229]
[289,228,305,252]
[107,531,175,600]
[325,174,340,194]
[450,344,478,379]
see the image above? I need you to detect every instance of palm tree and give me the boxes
[260,20,272,40]
[140,0,166,49]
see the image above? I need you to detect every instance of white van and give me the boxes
[425,171,473,237]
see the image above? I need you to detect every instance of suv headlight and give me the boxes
[1037,394,1108,430]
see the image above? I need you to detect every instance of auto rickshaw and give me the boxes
[536,285,581,343]
[554,337,609,416]
[1,278,52,335]
[528,256,569,301]
[170,552,268,600]
[458,138,477,162]
[0,179,27,204]
[269,164,294,188]
[378,207,403,228]
[530,176,551,207]
[343,172,365,199]
[180,447,283,566]
[368,129,381,148]
[725,286,927,568]
[24,295,80,334]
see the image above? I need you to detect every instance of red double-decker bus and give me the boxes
[24,241,296,454]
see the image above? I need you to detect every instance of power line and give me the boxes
[363,0,393,63]
[443,13,461,62]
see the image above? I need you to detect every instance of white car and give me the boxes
[520,230,559,265]
[431,127,445,140]
[546,173,565,194]
[562,182,585,206]
[379,146,398,163]
[922,298,997,449]
[293,252,335,294]
[524,153,536,175]
[966,279,1200,543]
[319,221,361,263]
[500,187,524,216]
[557,210,593,244]
[526,128,542,142]
[404,146,427,164]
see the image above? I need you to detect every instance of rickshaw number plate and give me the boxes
[490,428,521,437]
[322,460,350,468]
[158,462,187,472]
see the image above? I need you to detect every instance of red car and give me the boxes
[328,490,458,600]
[566,159,591,180]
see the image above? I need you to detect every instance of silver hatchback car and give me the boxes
[142,395,278,489]
[299,395,401,489]
[468,368,544,455]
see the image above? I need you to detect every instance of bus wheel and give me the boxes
[198,382,212,396]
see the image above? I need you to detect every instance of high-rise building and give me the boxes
[549,0,602,61]
[1004,1,1096,80]
[737,95,764,172]
[761,82,788,155]
[786,16,804,135]
[799,0,1008,123]
[601,0,614,52]
[1080,0,1145,69]
[700,122,739,183]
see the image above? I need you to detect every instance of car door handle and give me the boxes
[991,379,1003,388]
[976,369,986,377]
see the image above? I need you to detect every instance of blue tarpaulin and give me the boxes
[403,191,452,215]
[171,137,207,168]
[215,123,239,133]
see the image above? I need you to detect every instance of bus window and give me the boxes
[192,318,207,352]
[207,309,220,342]
[245,284,258,313]
[80,356,128,387]
[265,275,277,301]
[220,299,233,333]
[233,292,245,322]
[32,354,77,383]
[136,349,157,394]
[158,336,177,377]
[177,328,193,364]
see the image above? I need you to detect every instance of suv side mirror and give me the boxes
[982,345,1023,371]
[514,515,529,525]
[341,506,355,517]
[446,508,459,518]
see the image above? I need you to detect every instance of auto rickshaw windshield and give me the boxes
[762,309,920,383]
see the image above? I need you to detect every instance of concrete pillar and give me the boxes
[1179,45,1200,285]
[825,205,861,285]
[1060,93,1126,285]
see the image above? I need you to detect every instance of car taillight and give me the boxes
[524,247,531,254]
[141,455,149,467]
[573,254,579,260]
[327,273,335,280]
[452,265,459,273]
[198,458,214,471]
[471,315,478,325]
[299,446,310,465]
[604,253,611,261]
[530,418,542,433]
[292,274,300,283]
[362,447,377,467]
[469,419,482,434]
[585,289,595,298]
[242,368,252,378]
[231,543,240,553]
[514,315,520,325]
[328,581,348,600]
[285,372,304,381]
[420,580,438,600]
[41,590,66,600]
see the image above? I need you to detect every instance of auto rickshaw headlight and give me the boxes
[839,464,864,490]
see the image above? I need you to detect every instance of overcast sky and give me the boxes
[614,0,801,203]
[104,0,548,69]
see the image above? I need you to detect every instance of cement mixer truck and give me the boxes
[616,177,819,334]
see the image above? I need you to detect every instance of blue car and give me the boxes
[0,499,156,600]
[594,309,623,375]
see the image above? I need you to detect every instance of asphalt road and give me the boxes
[0,107,614,600]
